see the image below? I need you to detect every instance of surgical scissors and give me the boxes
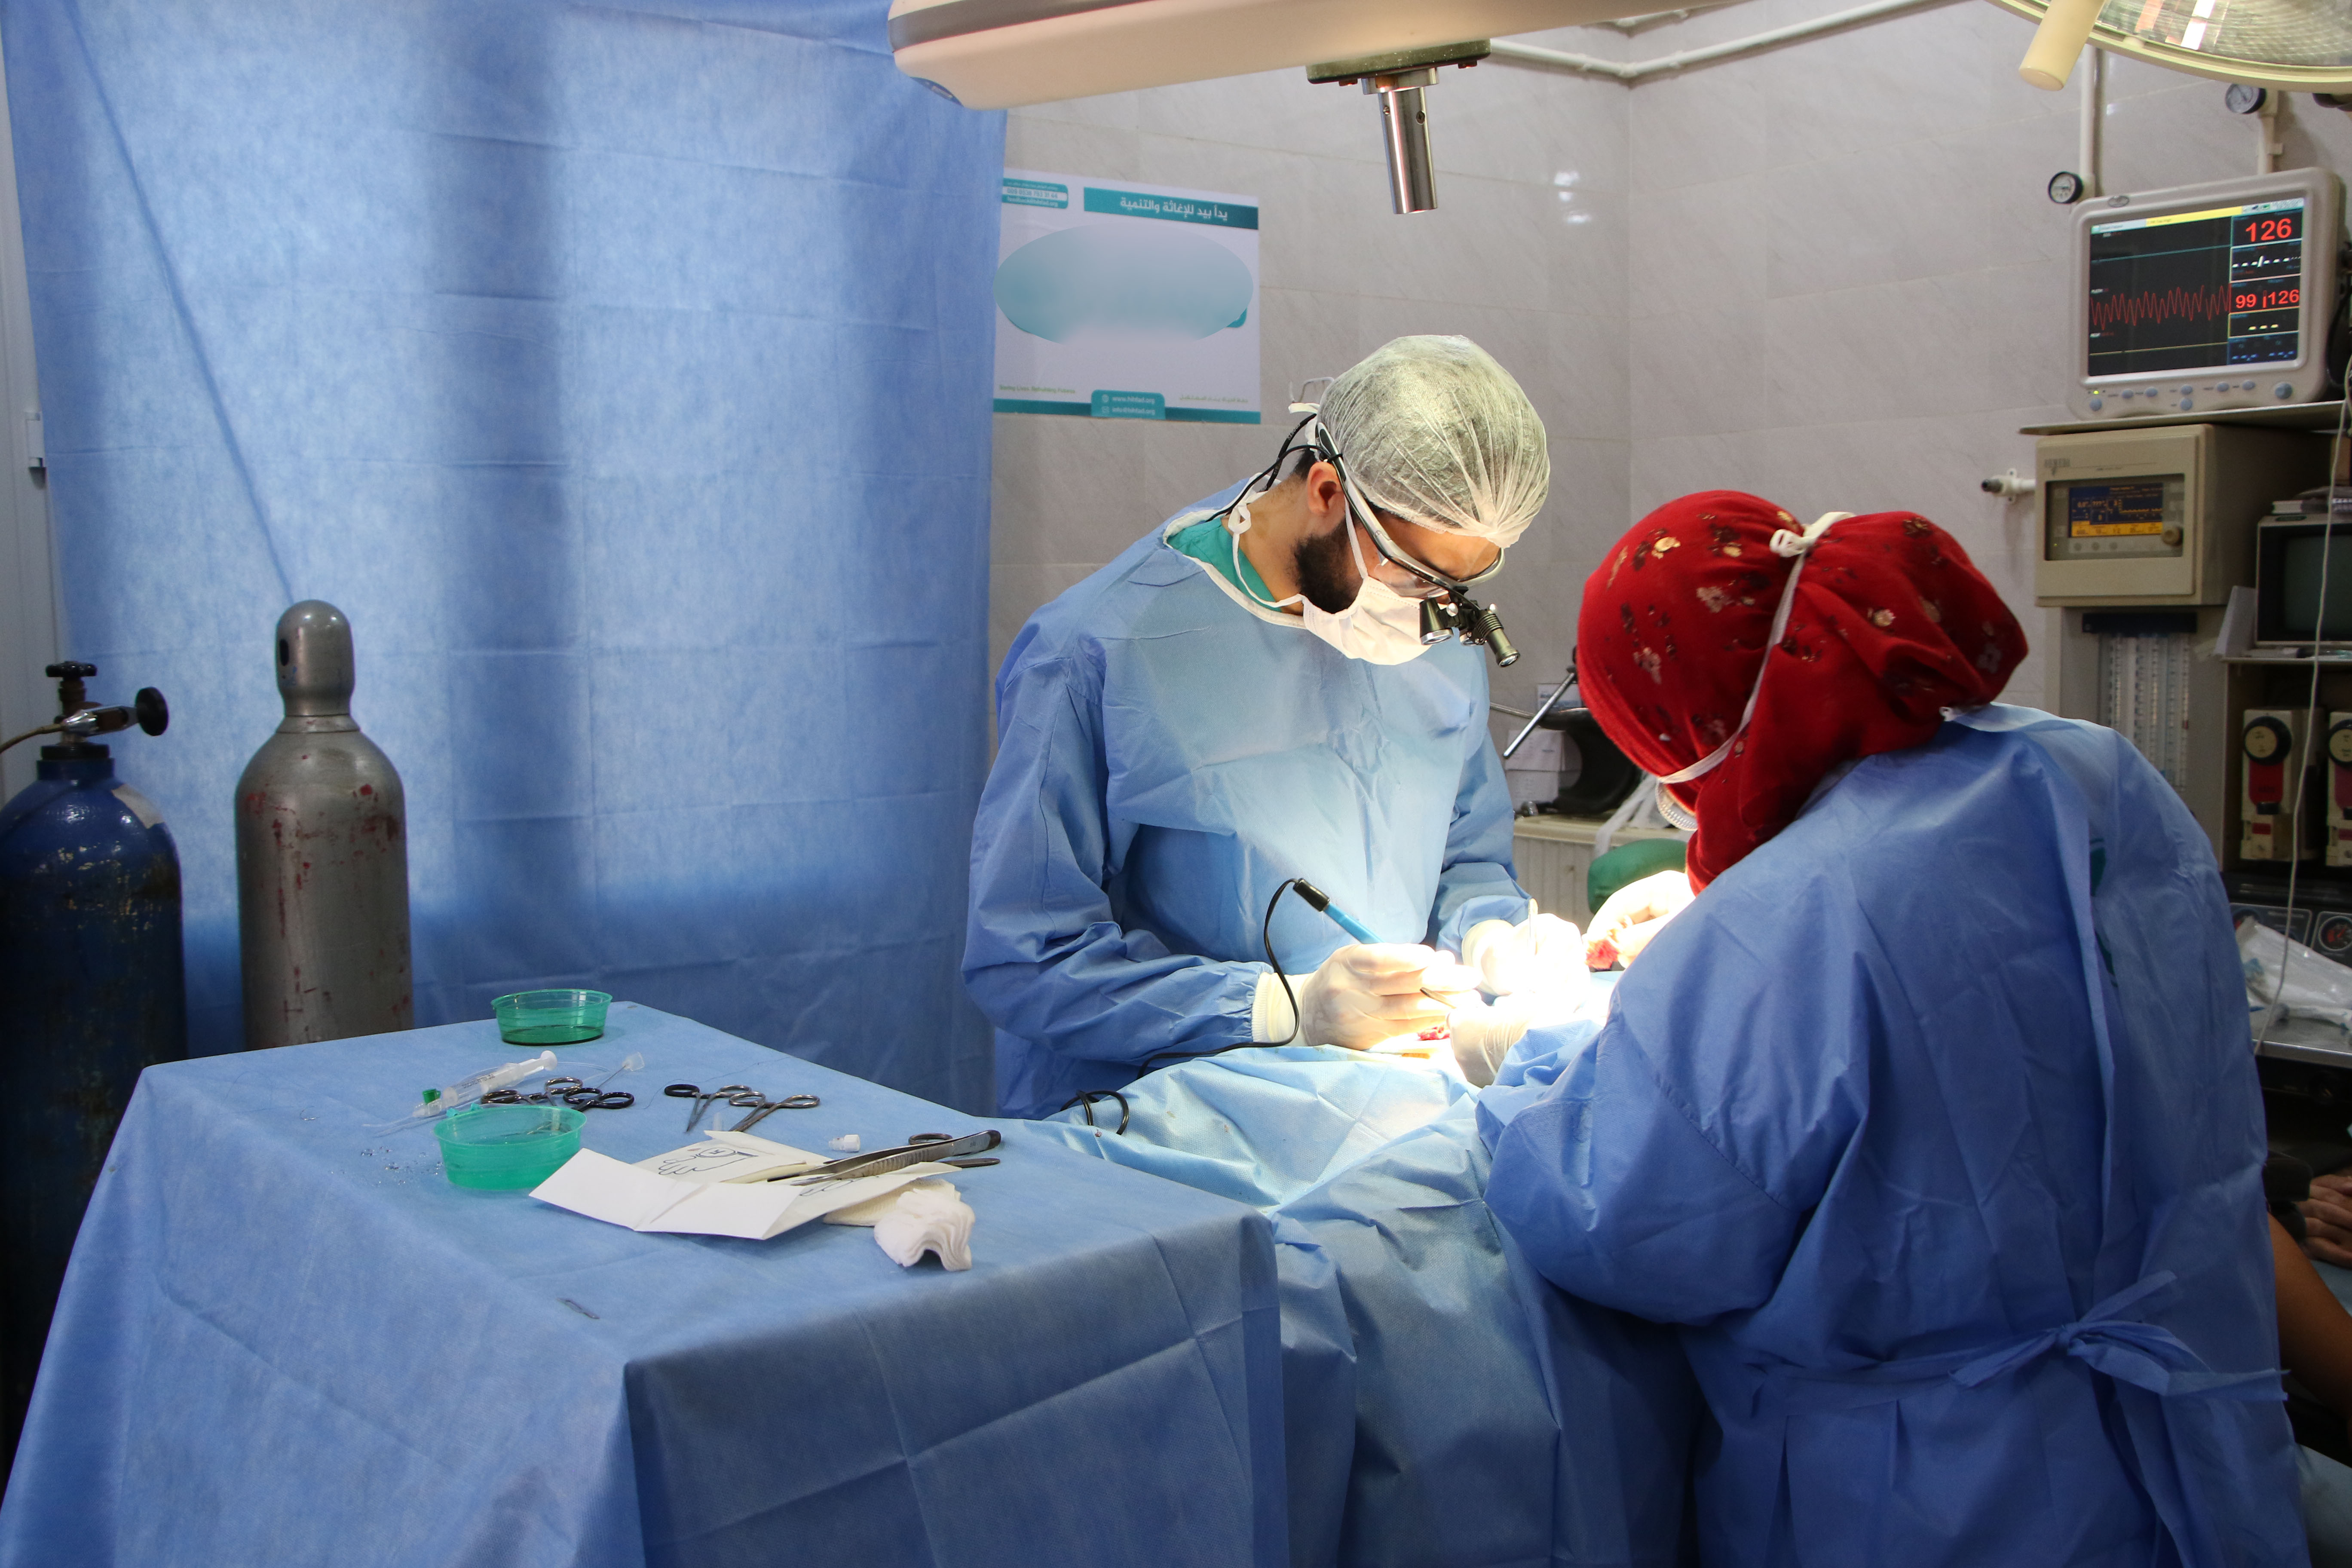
[665,1082,753,1134]
[724,1089,820,1134]
[485,1054,642,1111]
[561,1056,641,1109]
[484,1076,637,1110]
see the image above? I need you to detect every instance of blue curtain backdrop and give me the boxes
[4,0,1004,1110]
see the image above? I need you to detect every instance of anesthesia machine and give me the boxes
[2027,167,2352,1067]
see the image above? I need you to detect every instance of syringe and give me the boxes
[371,1050,557,1134]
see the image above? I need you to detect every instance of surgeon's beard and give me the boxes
[1292,521,1362,615]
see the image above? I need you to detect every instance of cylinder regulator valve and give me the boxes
[1,662,168,756]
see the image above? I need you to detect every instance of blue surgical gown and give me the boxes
[967,483,1528,1118]
[1481,706,2305,1568]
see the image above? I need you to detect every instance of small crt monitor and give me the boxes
[2256,513,2352,647]
[2069,168,2343,422]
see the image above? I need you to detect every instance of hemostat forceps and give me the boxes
[724,1089,820,1134]
[665,1082,753,1134]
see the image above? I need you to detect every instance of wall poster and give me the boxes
[992,169,1261,425]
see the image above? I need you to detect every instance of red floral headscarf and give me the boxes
[1576,490,2027,888]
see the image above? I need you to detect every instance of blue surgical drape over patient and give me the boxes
[966,489,1528,1118]
[4,0,1002,1107]
[1482,708,2303,1568]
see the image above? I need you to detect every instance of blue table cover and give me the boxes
[0,1005,1284,1568]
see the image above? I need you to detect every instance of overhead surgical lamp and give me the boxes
[1994,0,2352,93]
[891,0,2352,205]
[886,0,1675,213]
[1305,43,1492,214]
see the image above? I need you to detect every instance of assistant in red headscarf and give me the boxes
[1575,490,2026,887]
[1482,498,2303,1568]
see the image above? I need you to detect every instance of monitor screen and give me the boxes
[2043,475,2185,562]
[2087,196,2304,380]
[2278,530,2352,640]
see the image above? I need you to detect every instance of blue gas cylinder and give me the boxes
[0,663,182,1458]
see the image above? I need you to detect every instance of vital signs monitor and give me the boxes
[2070,168,2344,422]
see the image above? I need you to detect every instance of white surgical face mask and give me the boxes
[1230,498,1436,665]
[1302,572,1431,665]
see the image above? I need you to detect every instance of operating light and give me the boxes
[888,0,1677,211]
[1995,0,2352,92]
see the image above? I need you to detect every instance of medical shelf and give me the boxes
[2019,401,2348,438]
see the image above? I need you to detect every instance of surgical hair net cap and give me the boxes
[1318,335,1550,549]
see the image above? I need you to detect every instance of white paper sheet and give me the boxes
[634,1129,824,1184]
[532,1134,956,1241]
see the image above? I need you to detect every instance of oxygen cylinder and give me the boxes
[0,660,182,1456]
[236,602,412,1049]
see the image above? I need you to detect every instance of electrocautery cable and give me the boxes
[1134,878,1318,1075]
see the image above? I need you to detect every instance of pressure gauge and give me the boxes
[2246,714,2294,763]
[2047,171,2085,205]
[2225,83,2268,115]
[2328,719,2352,768]
[2321,913,2352,956]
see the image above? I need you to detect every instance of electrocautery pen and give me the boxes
[1290,879,1379,943]
[1290,879,1455,1005]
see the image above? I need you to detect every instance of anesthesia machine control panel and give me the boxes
[2034,420,2330,852]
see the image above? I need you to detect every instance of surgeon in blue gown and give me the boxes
[966,337,1578,1118]
[1479,491,2305,1568]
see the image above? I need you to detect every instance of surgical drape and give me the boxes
[3,0,1002,1107]
[1017,1051,1702,1567]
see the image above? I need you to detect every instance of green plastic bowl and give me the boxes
[493,988,611,1046]
[436,1103,584,1191]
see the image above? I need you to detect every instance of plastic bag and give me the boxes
[2238,916,2352,1036]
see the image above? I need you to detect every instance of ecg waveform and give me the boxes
[2088,284,2230,334]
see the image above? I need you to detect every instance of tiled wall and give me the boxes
[992,4,2352,719]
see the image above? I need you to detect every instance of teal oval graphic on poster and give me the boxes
[995,225,1254,343]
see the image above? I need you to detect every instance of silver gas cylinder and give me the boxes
[235,602,413,1049]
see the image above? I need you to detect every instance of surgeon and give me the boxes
[965,336,1578,1118]
[1478,491,2303,1566]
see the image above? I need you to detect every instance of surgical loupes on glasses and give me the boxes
[1420,595,1517,666]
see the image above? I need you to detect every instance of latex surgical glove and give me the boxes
[1448,995,1534,1087]
[2304,1173,2352,1268]
[1261,943,1455,1052]
[1447,983,1591,1087]
[1461,910,1583,996]
[1585,869,1696,969]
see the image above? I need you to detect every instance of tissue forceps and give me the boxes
[665,1082,753,1134]
[725,1089,821,1134]
[771,1129,1002,1185]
